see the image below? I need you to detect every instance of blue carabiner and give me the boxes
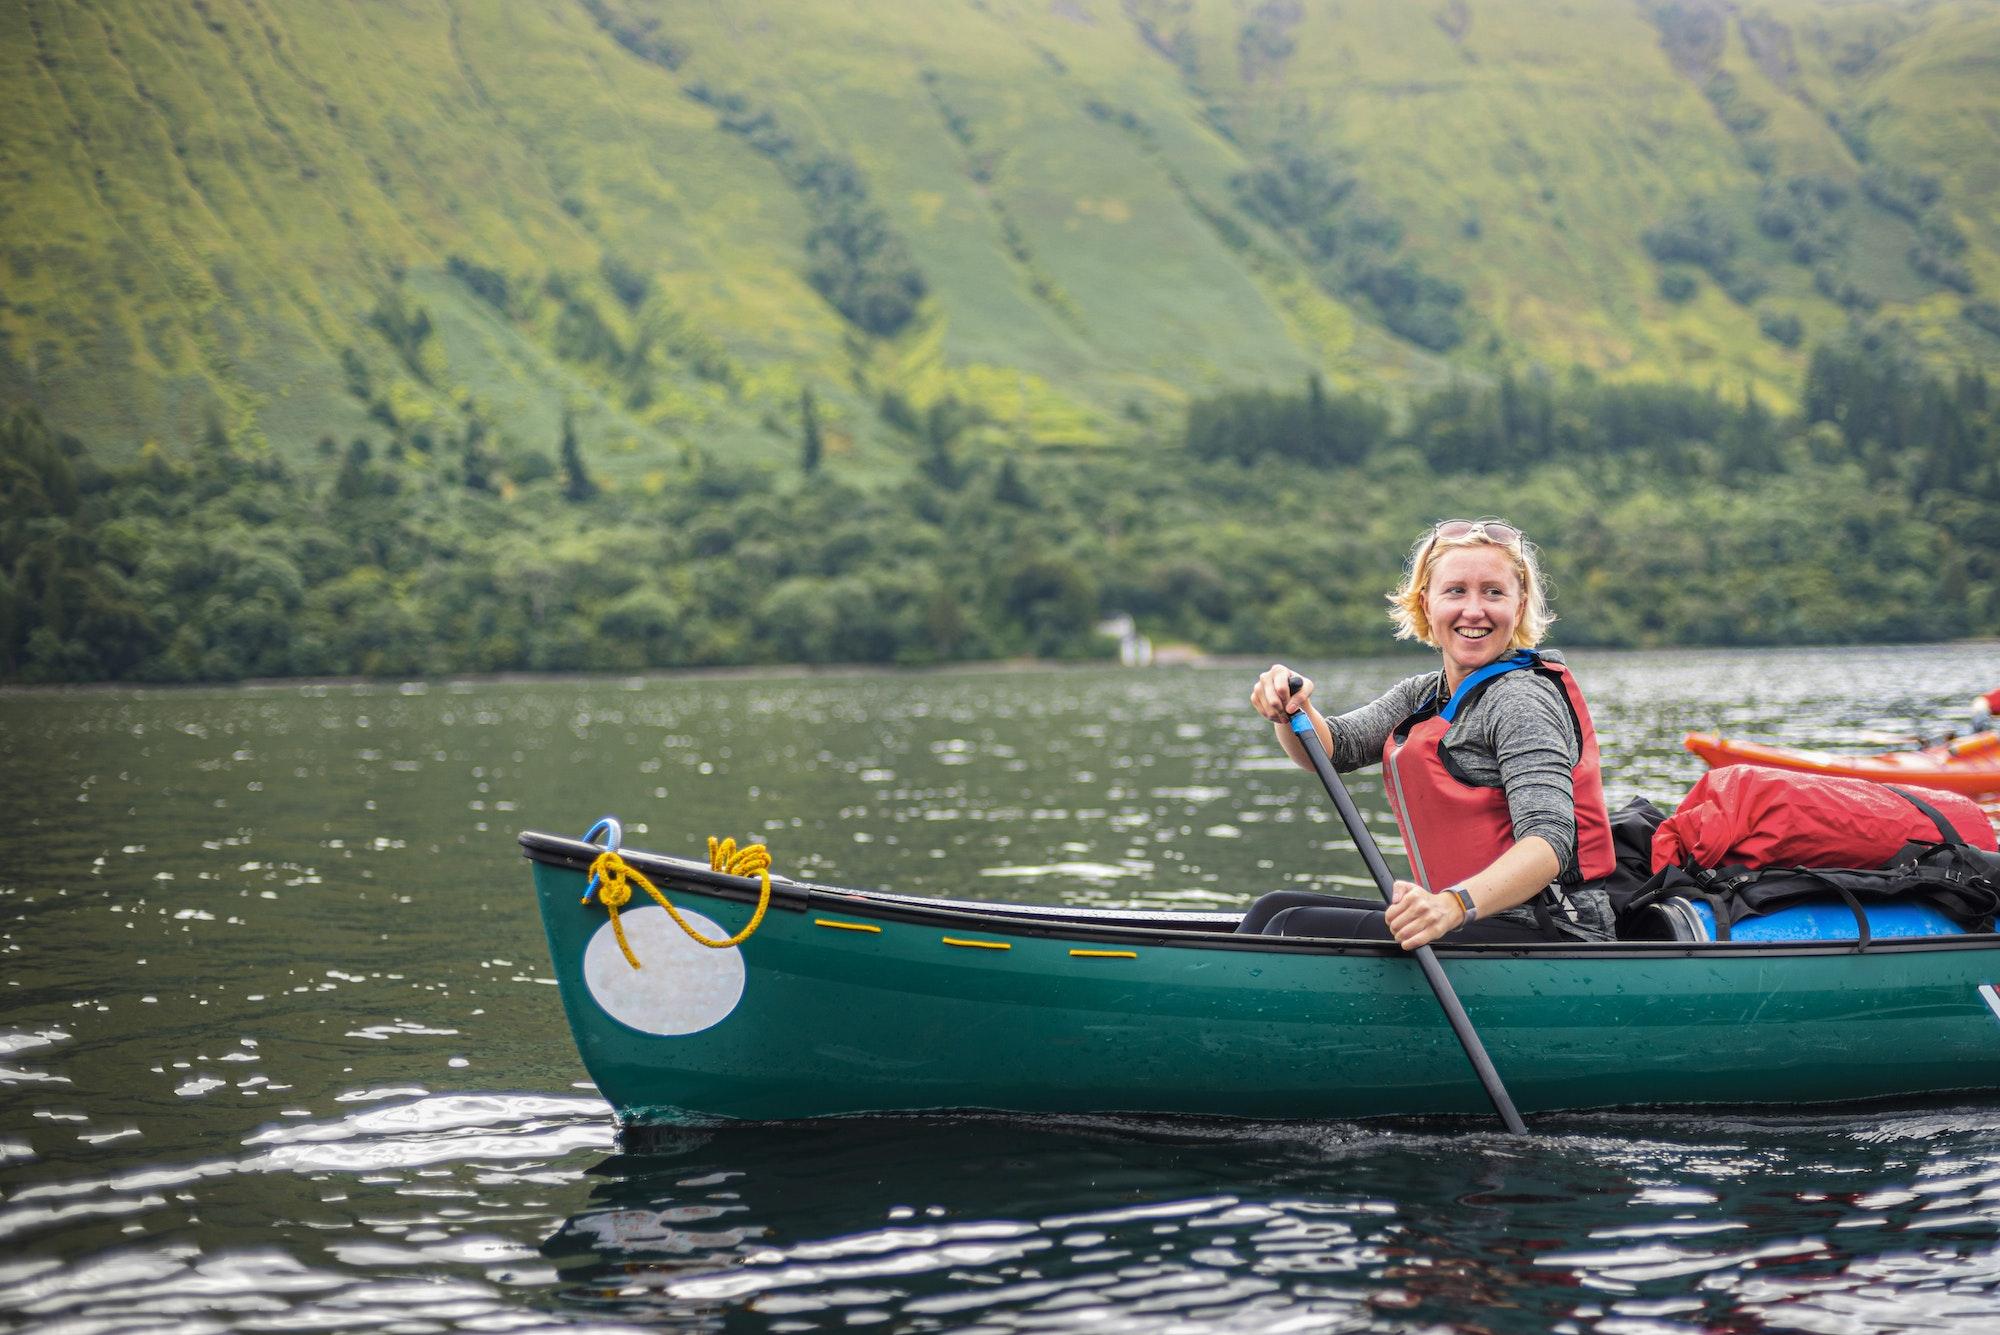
[582,816,623,899]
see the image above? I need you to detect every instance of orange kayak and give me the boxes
[1683,731,2000,799]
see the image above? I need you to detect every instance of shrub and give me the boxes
[1643,203,1736,269]
[1759,310,1804,348]
[447,256,512,312]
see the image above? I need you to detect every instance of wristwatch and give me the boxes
[1445,885,1478,924]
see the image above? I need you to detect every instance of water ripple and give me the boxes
[241,1093,613,1173]
[5,653,2000,1332]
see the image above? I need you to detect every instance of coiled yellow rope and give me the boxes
[582,836,772,970]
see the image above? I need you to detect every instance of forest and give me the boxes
[3,335,1996,685]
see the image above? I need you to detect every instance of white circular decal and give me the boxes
[583,906,746,1036]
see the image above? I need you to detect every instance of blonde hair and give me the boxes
[1387,520,1553,650]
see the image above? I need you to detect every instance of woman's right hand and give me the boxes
[1251,664,1313,722]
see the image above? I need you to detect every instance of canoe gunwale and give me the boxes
[521,831,814,913]
[519,831,2000,962]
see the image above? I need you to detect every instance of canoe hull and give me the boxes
[1685,731,2000,798]
[525,834,2000,1124]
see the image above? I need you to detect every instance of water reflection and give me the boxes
[537,1106,2000,1333]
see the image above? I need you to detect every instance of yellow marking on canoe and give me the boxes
[1069,949,1138,959]
[814,919,882,934]
[941,936,1011,950]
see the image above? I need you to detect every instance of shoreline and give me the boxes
[1,638,1994,697]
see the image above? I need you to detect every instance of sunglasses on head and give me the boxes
[1426,519,1521,548]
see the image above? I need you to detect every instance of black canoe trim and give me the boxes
[518,830,2000,962]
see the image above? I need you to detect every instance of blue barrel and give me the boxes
[1689,898,1964,942]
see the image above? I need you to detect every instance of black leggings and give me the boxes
[1233,891,1557,944]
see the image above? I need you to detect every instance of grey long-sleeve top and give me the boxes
[1323,652,1615,940]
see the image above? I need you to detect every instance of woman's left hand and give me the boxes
[1384,880,1465,951]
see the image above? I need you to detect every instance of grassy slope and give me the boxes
[2,0,1995,472]
[1843,2,2000,358]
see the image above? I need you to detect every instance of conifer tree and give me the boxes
[801,387,824,474]
[334,438,375,502]
[1305,371,1328,463]
[994,455,1035,508]
[461,420,497,493]
[560,411,597,501]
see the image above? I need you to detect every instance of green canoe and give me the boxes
[521,830,2000,1125]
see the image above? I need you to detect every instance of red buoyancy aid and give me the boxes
[1381,652,1616,892]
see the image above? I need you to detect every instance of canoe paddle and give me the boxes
[1285,674,1529,1135]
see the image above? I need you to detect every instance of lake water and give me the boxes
[3,645,1998,1333]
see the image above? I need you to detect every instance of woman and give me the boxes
[1238,518,1616,949]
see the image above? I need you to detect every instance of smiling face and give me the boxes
[1424,545,1525,688]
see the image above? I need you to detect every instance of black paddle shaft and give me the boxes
[1284,675,1529,1135]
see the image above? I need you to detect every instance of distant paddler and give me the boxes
[1971,686,2000,738]
[1240,518,1617,948]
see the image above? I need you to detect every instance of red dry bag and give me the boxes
[1652,764,1998,873]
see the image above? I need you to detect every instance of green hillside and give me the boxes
[4,0,1999,477]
